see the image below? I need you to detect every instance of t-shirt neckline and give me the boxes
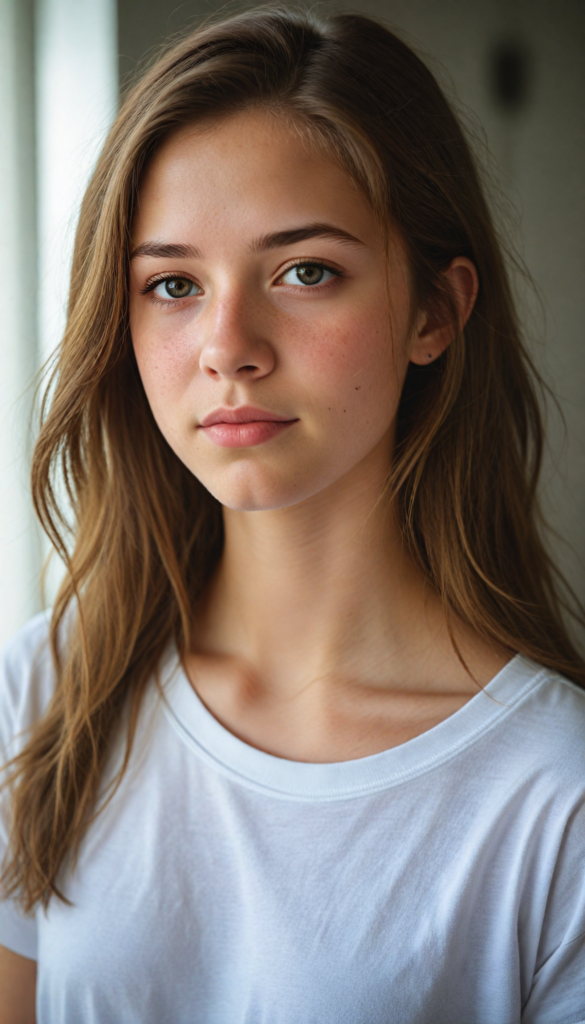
[160,649,546,802]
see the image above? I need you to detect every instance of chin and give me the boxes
[193,461,328,513]
[202,482,307,513]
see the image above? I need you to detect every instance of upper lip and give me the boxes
[200,406,297,427]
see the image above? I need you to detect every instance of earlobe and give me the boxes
[409,257,479,366]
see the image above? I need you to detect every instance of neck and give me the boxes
[193,443,446,698]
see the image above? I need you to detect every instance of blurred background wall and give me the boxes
[1,0,583,649]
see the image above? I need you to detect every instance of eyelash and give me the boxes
[140,260,343,304]
[276,260,343,288]
[140,274,200,303]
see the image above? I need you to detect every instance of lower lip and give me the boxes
[200,420,297,448]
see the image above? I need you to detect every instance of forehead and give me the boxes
[132,110,381,249]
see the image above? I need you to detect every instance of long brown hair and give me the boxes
[3,5,584,913]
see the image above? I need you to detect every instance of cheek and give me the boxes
[131,316,198,426]
[296,303,406,438]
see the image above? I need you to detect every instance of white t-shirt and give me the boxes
[1,612,584,1024]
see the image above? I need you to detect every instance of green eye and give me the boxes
[296,265,324,285]
[153,277,199,299]
[281,264,336,286]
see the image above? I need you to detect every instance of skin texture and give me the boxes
[127,108,510,763]
[0,945,36,1024]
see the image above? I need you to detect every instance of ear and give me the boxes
[409,257,479,366]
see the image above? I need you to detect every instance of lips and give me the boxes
[199,406,296,428]
[198,406,298,449]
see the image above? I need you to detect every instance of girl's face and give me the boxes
[130,110,417,511]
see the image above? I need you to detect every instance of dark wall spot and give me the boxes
[489,40,531,111]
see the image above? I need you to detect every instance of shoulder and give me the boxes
[0,611,55,760]
[505,665,585,996]
[518,659,585,751]
[494,656,585,797]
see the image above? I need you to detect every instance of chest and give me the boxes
[35,744,535,1023]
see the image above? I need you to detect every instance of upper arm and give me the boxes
[522,787,585,1022]
[0,619,50,1024]
[0,944,36,1024]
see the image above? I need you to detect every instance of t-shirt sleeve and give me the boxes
[0,898,37,959]
[522,788,585,1023]
[0,612,54,961]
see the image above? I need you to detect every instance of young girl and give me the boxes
[1,8,584,1022]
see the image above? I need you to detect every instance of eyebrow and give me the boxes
[129,223,366,262]
[249,222,366,253]
[129,241,202,261]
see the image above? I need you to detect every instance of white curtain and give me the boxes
[0,0,118,647]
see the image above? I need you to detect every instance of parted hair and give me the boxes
[2,5,584,912]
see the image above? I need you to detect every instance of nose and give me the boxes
[199,290,275,382]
